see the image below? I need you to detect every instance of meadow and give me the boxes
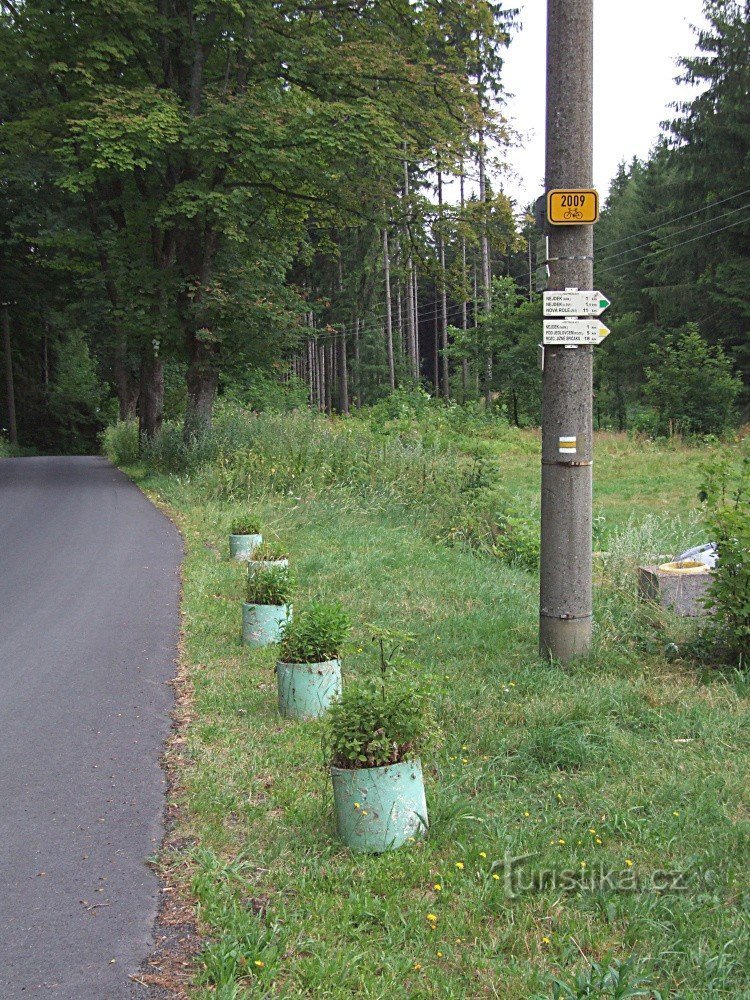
[106,405,750,999]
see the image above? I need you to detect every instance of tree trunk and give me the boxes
[325,341,333,415]
[114,349,139,420]
[184,341,219,440]
[478,129,493,405]
[316,337,325,411]
[2,304,18,446]
[337,329,349,415]
[139,350,164,441]
[433,286,440,394]
[353,317,361,407]
[412,261,420,381]
[460,167,469,400]
[403,154,418,381]
[382,226,395,390]
[437,169,450,399]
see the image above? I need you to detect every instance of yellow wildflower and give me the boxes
[455,861,464,870]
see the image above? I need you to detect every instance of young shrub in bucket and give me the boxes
[229,515,263,561]
[248,540,290,573]
[276,603,350,720]
[242,565,294,647]
[326,635,436,853]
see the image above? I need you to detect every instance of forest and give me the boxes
[0,0,747,454]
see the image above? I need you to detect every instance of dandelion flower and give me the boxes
[413,963,422,971]
[479,851,487,859]
[542,936,551,945]
[673,811,680,817]
[595,837,602,845]
[434,883,442,891]
[254,960,264,968]
[492,874,500,881]
[455,861,464,870]
[437,951,443,958]
[524,811,530,817]
[625,859,633,867]
[426,913,438,924]
[354,803,361,809]
[558,839,565,845]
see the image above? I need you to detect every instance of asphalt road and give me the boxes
[0,456,182,998]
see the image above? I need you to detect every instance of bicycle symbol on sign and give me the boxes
[563,208,584,220]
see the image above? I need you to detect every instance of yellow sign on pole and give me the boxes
[547,189,599,225]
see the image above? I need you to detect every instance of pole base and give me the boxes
[539,614,592,662]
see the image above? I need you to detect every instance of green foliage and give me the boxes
[278,601,350,663]
[221,370,309,414]
[326,673,436,769]
[250,541,288,561]
[230,516,261,536]
[101,420,140,465]
[245,565,294,607]
[536,956,660,999]
[643,326,741,435]
[698,454,750,664]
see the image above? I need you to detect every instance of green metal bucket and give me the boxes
[242,602,290,647]
[230,533,263,561]
[331,760,428,853]
[276,659,341,720]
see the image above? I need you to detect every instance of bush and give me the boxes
[102,420,140,465]
[278,602,350,663]
[326,673,435,769]
[245,565,295,606]
[698,454,750,664]
[230,516,261,535]
[643,326,741,436]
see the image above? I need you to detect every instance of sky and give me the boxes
[499,0,708,208]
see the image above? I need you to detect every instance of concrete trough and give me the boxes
[637,561,713,618]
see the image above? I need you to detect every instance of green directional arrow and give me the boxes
[599,297,610,311]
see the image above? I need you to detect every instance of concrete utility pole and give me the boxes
[2,303,18,446]
[539,0,594,660]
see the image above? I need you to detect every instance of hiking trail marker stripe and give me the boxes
[559,436,577,454]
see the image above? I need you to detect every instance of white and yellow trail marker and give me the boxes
[558,436,577,454]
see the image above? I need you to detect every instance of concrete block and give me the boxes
[637,565,712,617]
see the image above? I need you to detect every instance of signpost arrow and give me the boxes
[543,291,610,317]
[543,319,610,346]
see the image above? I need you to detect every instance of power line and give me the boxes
[596,201,750,265]
[595,186,750,253]
[595,214,750,278]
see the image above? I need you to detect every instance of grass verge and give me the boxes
[120,423,749,999]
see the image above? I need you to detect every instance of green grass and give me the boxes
[118,416,750,999]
